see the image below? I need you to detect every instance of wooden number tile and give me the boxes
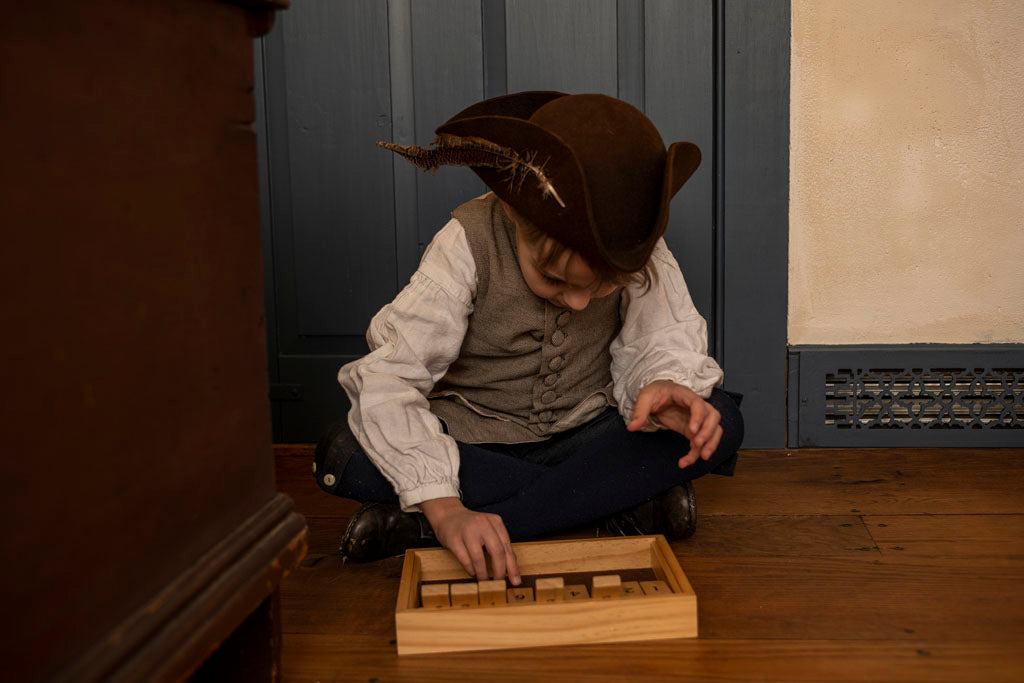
[507,587,535,605]
[449,582,479,608]
[621,581,643,598]
[420,583,450,609]
[535,577,565,603]
[640,580,673,596]
[478,579,507,607]
[563,584,590,601]
[591,574,623,599]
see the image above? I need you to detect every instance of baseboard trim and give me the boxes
[788,344,1024,448]
[56,493,308,683]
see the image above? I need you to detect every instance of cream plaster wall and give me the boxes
[789,0,1024,344]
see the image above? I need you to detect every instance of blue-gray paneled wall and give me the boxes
[256,0,789,447]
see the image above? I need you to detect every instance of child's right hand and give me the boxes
[420,497,521,586]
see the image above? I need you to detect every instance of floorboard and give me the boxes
[693,449,1024,516]
[275,447,1024,681]
[865,514,1024,564]
[281,635,1024,682]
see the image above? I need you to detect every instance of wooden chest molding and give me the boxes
[1,0,299,680]
[57,495,307,683]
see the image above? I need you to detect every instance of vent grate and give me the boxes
[825,367,1024,430]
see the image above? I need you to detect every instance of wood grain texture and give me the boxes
[685,555,1024,640]
[671,514,877,557]
[59,496,307,683]
[693,449,1024,515]
[277,445,1024,679]
[281,635,1024,682]
[865,514,1024,565]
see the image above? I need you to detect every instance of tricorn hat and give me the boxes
[378,91,701,273]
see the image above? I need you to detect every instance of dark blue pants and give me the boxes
[315,388,743,541]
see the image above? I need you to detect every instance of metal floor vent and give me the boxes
[825,367,1023,430]
[789,346,1024,447]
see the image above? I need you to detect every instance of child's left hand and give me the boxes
[627,380,722,469]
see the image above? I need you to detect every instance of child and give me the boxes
[314,91,743,586]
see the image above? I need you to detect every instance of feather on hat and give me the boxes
[378,91,701,273]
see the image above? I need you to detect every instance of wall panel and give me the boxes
[281,2,395,337]
[506,0,617,94]
[259,0,790,445]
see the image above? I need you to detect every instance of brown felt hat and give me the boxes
[378,91,701,272]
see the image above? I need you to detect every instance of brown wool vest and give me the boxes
[428,193,623,444]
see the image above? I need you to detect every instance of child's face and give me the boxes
[503,202,620,311]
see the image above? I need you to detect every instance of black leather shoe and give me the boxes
[602,480,697,541]
[340,502,438,562]
[652,480,697,540]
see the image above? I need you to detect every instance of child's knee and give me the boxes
[708,388,744,464]
[709,387,743,432]
[313,416,361,496]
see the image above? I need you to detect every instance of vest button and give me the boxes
[542,390,557,404]
[548,356,563,370]
[551,330,566,346]
[539,410,553,422]
[544,373,557,386]
[557,311,571,326]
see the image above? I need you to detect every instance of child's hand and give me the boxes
[628,380,722,469]
[419,497,521,586]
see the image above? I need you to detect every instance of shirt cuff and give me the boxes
[619,373,722,425]
[397,480,461,513]
[640,373,720,400]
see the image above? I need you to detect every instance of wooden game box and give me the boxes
[394,535,696,655]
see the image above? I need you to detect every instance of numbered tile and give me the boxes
[507,587,535,605]
[563,584,590,601]
[420,583,450,609]
[535,577,565,603]
[591,574,623,599]
[621,581,643,598]
[478,579,507,606]
[450,582,479,608]
[640,580,672,596]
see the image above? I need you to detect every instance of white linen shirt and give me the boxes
[338,218,723,511]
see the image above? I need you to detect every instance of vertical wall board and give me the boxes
[282,2,397,337]
[482,0,509,98]
[254,37,281,437]
[616,0,645,110]
[260,24,300,359]
[506,0,617,94]
[645,0,715,333]
[410,0,488,274]
[722,0,790,447]
[278,355,356,443]
[787,347,800,448]
[387,0,420,291]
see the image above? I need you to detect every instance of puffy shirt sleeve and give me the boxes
[609,238,724,422]
[337,219,476,511]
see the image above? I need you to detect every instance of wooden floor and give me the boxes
[275,446,1024,681]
